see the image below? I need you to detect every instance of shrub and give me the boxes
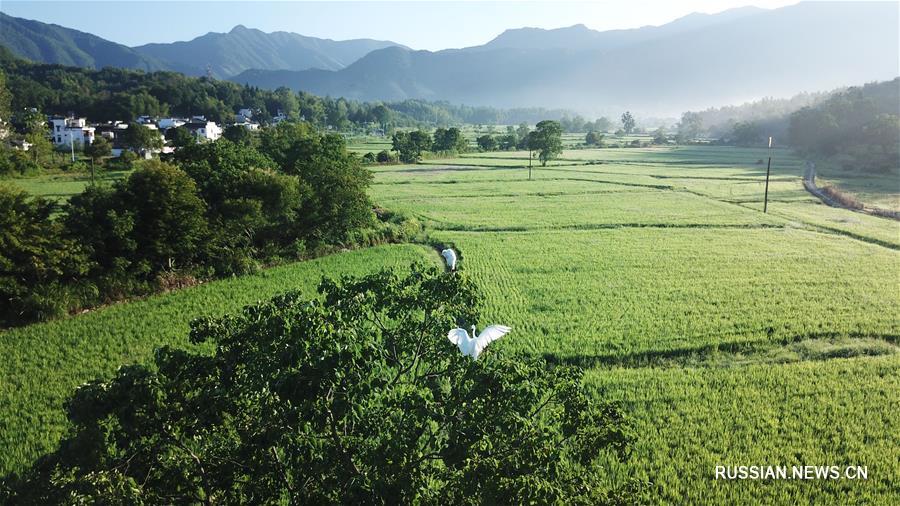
[820,185,864,210]
[0,148,39,175]
[0,186,91,325]
[376,149,393,163]
[2,267,635,503]
[585,131,604,146]
[105,149,138,171]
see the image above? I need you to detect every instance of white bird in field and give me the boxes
[441,248,457,271]
[447,325,511,360]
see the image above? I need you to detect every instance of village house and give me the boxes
[233,116,260,131]
[49,116,95,147]
[94,121,129,141]
[184,119,223,141]
[158,117,187,130]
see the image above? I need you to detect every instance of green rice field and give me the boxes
[2,144,898,503]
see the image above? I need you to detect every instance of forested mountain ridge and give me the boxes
[0,12,404,78]
[0,12,165,71]
[132,24,406,78]
[231,2,899,115]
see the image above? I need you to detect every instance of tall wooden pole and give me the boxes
[763,136,772,213]
[528,150,532,180]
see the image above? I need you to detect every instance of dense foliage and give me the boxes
[788,79,900,173]
[1,48,577,130]
[0,124,385,327]
[676,78,899,175]
[2,267,634,504]
[391,129,434,163]
[679,90,834,140]
[528,120,564,166]
[0,186,90,323]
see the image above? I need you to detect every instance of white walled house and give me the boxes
[49,117,95,147]
[233,116,260,130]
[184,121,222,141]
[158,118,187,130]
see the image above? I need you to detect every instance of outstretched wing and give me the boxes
[447,327,468,346]
[473,325,511,359]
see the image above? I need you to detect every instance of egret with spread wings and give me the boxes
[447,324,511,360]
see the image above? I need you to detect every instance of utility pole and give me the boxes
[70,134,75,163]
[763,136,773,213]
[528,150,533,180]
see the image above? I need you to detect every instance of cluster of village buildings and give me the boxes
[45,108,285,155]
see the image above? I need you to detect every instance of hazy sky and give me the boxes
[2,0,801,50]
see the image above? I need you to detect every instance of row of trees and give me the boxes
[389,126,471,162]
[0,48,598,134]
[389,121,565,166]
[0,123,381,326]
[788,79,899,173]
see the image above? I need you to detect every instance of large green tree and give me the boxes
[175,140,300,270]
[2,267,636,504]
[477,134,497,151]
[529,120,564,166]
[83,135,111,164]
[433,127,467,152]
[64,162,208,278]
[120,122,163,152]
[392,130,433,163]
[165,126,196,148]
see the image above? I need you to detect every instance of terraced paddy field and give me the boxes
[2,144,897,503]
[374,145,900,503]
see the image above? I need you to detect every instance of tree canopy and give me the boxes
[2,266,636,504]
[529,120,564,166]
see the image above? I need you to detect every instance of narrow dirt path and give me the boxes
[802,161,900,220]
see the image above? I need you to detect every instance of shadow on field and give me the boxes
[541,332,900,369]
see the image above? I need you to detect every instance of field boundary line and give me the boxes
[431,223,787,233]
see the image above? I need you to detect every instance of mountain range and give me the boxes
[229,2,900,115]
[132,25,405,78]
[1,2,898,115]
[0,12,403,78]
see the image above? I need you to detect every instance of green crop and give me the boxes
[2,144,898,503]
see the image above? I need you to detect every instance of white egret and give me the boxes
[447,325,511,360]
[441,248,457,271]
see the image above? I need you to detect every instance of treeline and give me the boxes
[788,79,899,173]
[681,90,835,139]
[0,47,582,130]
[0,123,418,327]
[377,100,579,127]
[675,78,899,173]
